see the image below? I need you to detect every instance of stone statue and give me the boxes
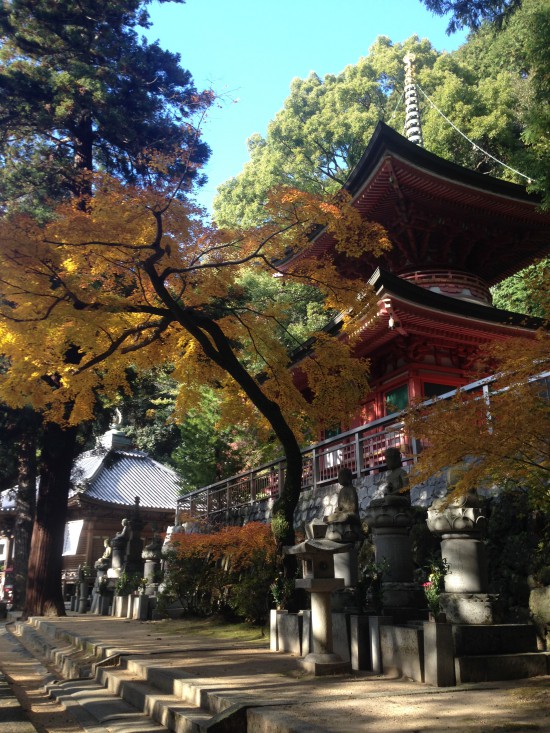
[101,538,111,559]
[324,468,363,542]
[378,447,409,499]
[114,518,130,540]
[94,538,112,571]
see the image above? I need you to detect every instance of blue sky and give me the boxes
[147,0,467,212]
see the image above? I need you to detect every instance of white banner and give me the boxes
[62,519,84,556]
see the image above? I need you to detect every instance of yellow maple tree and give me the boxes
[0,173,390,542]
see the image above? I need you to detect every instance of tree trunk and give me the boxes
[21,423,77,619]
[72,113,94,201]
[143,263,306,545]
[12,425,38,609]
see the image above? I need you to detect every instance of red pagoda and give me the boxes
[283,119,549,428]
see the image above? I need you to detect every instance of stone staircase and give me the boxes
[46,658,247,733]
[7,618,297,733]
[452,624,550,684]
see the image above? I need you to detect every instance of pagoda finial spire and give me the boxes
[403,53,424,147]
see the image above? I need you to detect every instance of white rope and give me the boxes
[387,89,404,125]
[418,85,533,183]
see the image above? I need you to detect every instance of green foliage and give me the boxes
[171,389,259,491]
[111,369,269,491]
[0,0,211,212]
[215,3,550,229]
[420,0,522,33]
[214,36,440,228]
[491,259,549,317]
[270,513,290,542]
[422,556,450,616]
[114,571,142,596]
[356,543,390,614]
[486,490,550,614]
[269,572,295,609]
[227,564,274,623]
[236,270,332,350]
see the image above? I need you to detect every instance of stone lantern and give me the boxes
[284,538,352,675]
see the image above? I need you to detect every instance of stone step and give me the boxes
[455,651,550,684]
[47,678,172,733]
[7,619,340,733]
[101,657,250,729]
[50,659,250,733]
[452,624,539,656]
[12,622,253,732]
[92,668,216,733]
[10,620,97,679]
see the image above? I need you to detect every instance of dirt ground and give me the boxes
[268,676,550,732]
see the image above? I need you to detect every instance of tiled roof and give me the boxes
[70,447,180,511]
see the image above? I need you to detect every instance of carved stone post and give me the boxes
[142,533,163,595]
[427,488,496,624]
[364,494,419,611]
[124,496,145,576]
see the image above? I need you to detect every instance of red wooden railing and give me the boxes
[176,370,549,523]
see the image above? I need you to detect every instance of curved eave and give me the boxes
[345,122,539,204]
[279,123,550,283]
[68,493,174,514]
[358,268,545,349]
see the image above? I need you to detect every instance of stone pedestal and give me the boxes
[99,595,112,616]
[364,495,419,610]
[440,535,488,593]
[427,490,496,624]
[270,609,287,651]
[333,548,359,588]
[350,615,370,671]
[113,595,129,618]
[131,595,149,621]
[368,615,394,674]
[77,581,88,613]
[301,582,350,674]
[438,593,498,625]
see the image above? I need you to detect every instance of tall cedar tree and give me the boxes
[0,0,211,212]
[0,0,211,617]
[420,0,522,32]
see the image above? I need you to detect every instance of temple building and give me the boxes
[284,119,549,433]
[60,423,180,594]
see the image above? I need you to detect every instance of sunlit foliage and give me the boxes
[405,331,550,510]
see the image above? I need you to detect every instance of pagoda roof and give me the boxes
[285,123,550,286]
[346,122,537,203]
[355,268,544,355]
